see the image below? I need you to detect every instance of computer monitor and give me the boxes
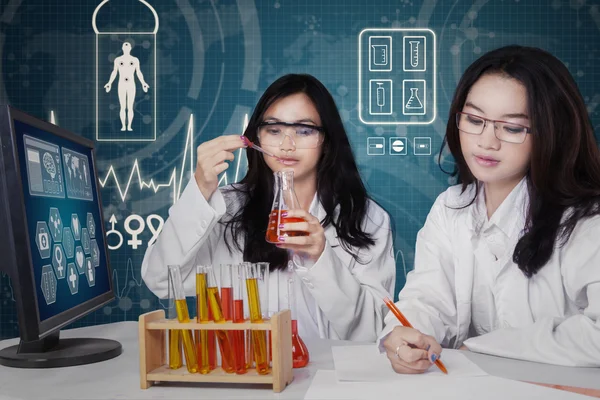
[0,105,121,368]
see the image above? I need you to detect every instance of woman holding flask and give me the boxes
[142,73,396,341]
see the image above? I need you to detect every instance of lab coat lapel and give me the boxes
[495,214,534,328]
[454,204,476,347]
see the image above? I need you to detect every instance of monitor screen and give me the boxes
[12,119,111,323]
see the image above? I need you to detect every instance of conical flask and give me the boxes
[288,277,309,368]
[266,170,308,243]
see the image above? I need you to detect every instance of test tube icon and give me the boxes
[409,41,419,68]
[403,36,426,72]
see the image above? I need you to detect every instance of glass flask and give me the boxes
[266,170,308,244]
[288,277,309,368]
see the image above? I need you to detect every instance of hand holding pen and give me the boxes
[382,297,446,375]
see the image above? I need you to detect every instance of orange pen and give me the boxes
[383,297,448,374]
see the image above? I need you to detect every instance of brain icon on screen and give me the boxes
[42,152,56,180]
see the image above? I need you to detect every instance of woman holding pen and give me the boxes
[381,45,600,373]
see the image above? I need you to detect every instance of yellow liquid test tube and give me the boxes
[207,284,236,373]
[168,265,198,373]
[168,330,182,369]
[246,277,269,375]
[196,269,211,374]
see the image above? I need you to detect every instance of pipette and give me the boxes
[241,136,280,160]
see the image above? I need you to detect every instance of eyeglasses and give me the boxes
[257,121,324,149]
[456,112,531,144]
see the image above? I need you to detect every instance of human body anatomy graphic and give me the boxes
[104,42,149,131]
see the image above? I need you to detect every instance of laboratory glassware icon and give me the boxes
[369,36,392,72]
[93,0,159,142]
[369,79,393,115]
[403,36,426,72]
[406,88,423,110]
[403,79,426,115]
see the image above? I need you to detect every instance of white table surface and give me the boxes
[0,321,598,400]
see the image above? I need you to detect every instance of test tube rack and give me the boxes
[138,309,294,392]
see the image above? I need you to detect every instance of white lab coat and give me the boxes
[141,178,396,341]
[380,179,600,367]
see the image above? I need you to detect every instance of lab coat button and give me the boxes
[301,277,310,283]
[196,228,204,236]
[200,220,208,229]
[306,283,314,289]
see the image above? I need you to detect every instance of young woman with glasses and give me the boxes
[380,45,600,372]
[142,74,395,341]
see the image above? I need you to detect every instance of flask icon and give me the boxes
[266,170,308,244]
[405,88,423,110]
[93,0,159,142]
[403,79,426,116]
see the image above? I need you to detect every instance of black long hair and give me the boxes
[222,74,376,270]
[439,45,600,277]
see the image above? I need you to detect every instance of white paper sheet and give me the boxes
[305,370,589,400]
[332,345,487,381]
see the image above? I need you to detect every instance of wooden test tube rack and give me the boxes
[138,309,294,393]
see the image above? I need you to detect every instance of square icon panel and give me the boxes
[367,137,385,156]
[389,137,407,155]
[414,137,432,156]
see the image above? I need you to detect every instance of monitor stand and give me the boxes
[0,330,122,368]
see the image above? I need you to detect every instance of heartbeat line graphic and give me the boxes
[112,258,142,299]
[99,113,249,205]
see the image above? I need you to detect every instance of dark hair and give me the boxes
[439,45,600,277]
[222,74,376,270]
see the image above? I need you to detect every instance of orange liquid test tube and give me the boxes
[196,267,212,374]
[220,265,235,373]
[207,285,235,373]
[232,299,247,374]
[207,307,217,369]
[246,276,269,375]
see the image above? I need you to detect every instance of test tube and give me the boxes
[231,263,247,374]
[206,266,235,373]
[168,265,198,373]
[168,330,182,369]
[245,262,270,375]
[240,262,254,369]
[196,264,214,374]
[167,265,182,369]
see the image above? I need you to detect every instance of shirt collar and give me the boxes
[470,177,529,239]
